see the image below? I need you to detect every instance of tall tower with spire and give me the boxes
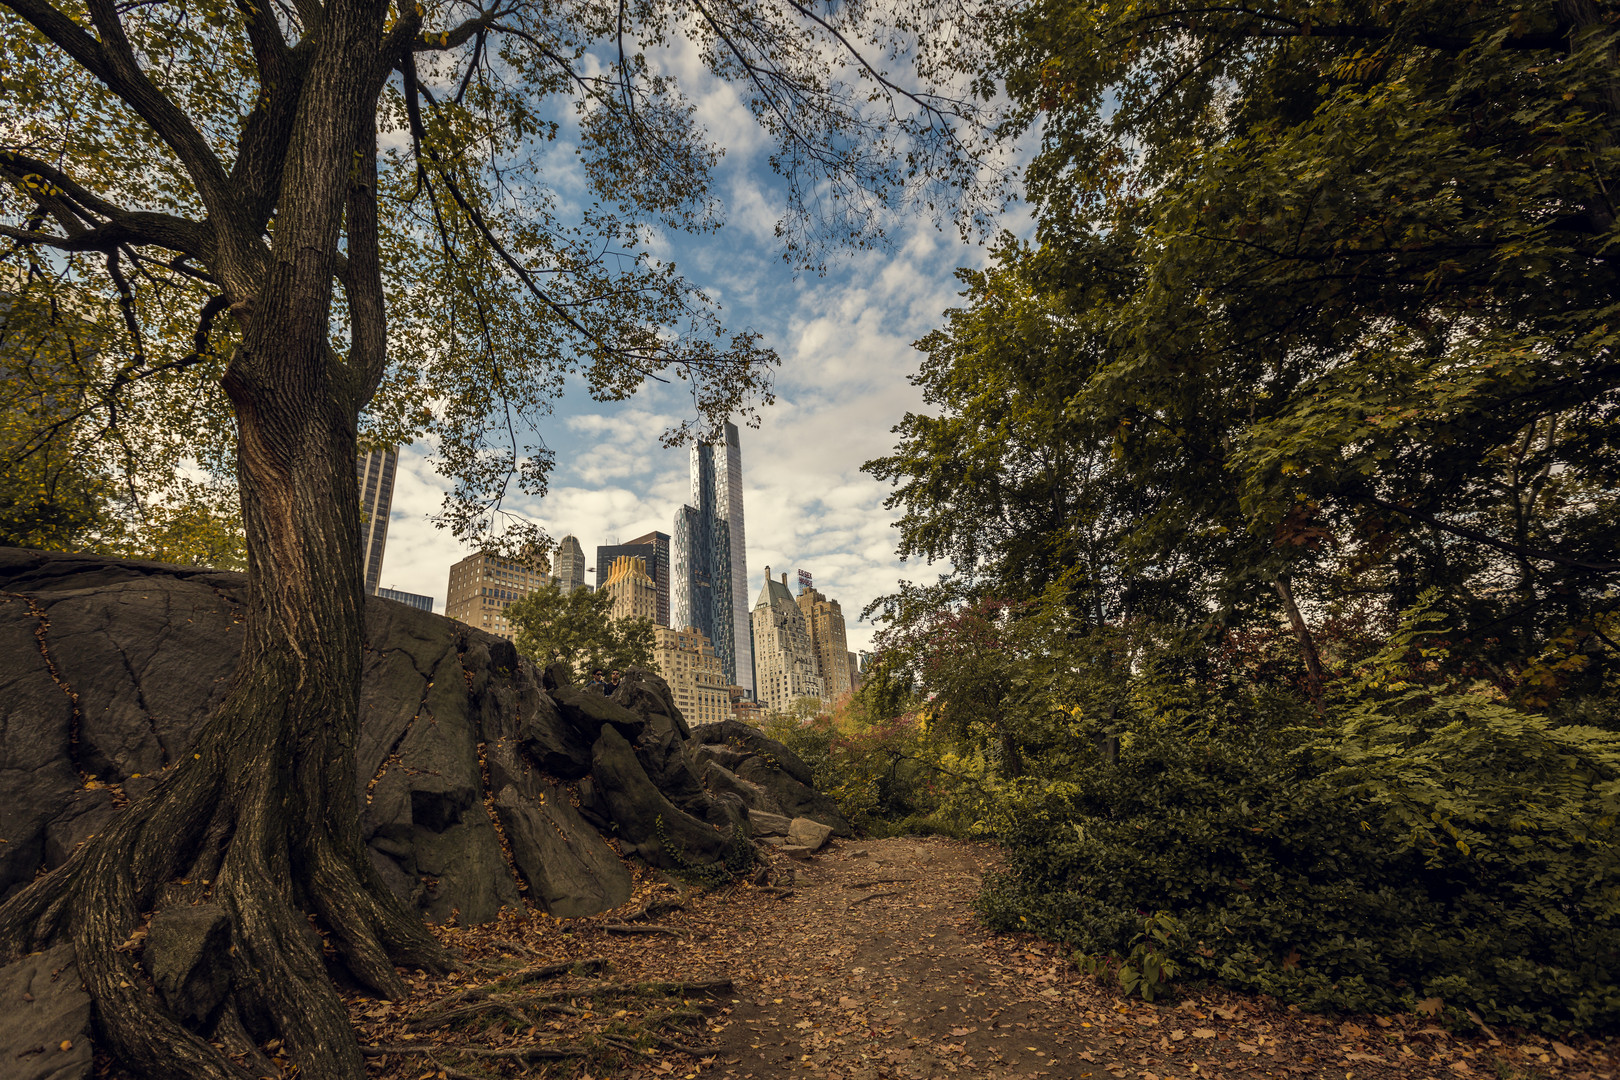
[672,421,754,697]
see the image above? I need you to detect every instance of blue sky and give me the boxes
[377,40,1022,652]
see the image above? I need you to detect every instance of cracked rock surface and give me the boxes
[0,549,843,924]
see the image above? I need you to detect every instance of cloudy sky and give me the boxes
[377,36,1024,653]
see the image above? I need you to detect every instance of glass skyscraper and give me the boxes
[356,445,398,595]
[671,422,754,697]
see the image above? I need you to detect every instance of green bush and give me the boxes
[760,712,980,838]
[975,693,1620,1031]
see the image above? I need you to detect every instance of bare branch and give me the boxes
[1365,496,1619,573]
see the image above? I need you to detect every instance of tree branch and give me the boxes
[342,108,388,408]
[1365,496,1619,573]
[0,213,214,260]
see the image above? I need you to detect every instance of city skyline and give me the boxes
[353,26,1006,655]
[371,408,918,657]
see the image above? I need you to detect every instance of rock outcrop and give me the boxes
[689,720,853,836]
[0,549,847,925]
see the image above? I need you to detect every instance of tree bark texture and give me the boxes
[0,1,450,1077]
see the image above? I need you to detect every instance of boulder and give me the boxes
[0,944,92,1080]
[589,726,749,872]
[747,810,793,837]
[691,720,816,786]
[142,904,232,1028]
[551,684,648,744]
[787,817,834,851]
[612,668,691,742]
[0,550,854,924]
[699,758,787,818]
[689,722,852,837]
[493,785,633,917]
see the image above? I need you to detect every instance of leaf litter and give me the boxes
[351,836,1617,1080]
[101,836,1620,1079]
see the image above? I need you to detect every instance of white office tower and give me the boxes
[356,445,398,595]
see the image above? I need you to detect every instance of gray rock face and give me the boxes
[493,785,633,918]
[747,811,793,837]
[590,727,751,872]
[787,817,834,851]
[0,945,92,1080]
[690,721,853,836]
[0,551,838,927]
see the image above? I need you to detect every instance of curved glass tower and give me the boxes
[671,422,754,697]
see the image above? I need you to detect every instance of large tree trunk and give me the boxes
[0,2,449,1077]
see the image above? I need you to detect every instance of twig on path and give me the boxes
[604,922,682,936]
[850,889,906,905]
[846,878,917,889]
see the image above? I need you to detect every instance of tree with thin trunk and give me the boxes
[0,0,1003,1075]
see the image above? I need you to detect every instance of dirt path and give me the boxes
[357,836,1617,1080]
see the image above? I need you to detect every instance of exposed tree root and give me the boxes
[603,922,681,936]
[362,1042,593,1062]
[847,878,918,888]
[0,694,455,1080]
[512,977,733,1003]
[408,957,609,1021]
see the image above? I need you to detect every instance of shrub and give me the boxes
[761,711,983,837]
[975,691,1620,1031]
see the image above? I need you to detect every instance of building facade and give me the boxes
[750,566,823,714]
[653,625,732,727]
[378,587,433,612]
[554,534,588,593]
[356,445,398,595]
[796,584,851,707]
[672,422,753,696]
[847,651,862,692]
[444,551,550,641]
[601,555,657,624]
[596,531,669,625]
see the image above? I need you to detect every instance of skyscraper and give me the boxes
[797,580,851,707]
[378,587,433,612]
[595,531,670,625]
[554,534,587,593]
[601,555,657,624]
[672,422,752,696]
[751,567,823,713]
[652,625,731,727]
[356,445,398,595]
[444,551,552,641]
